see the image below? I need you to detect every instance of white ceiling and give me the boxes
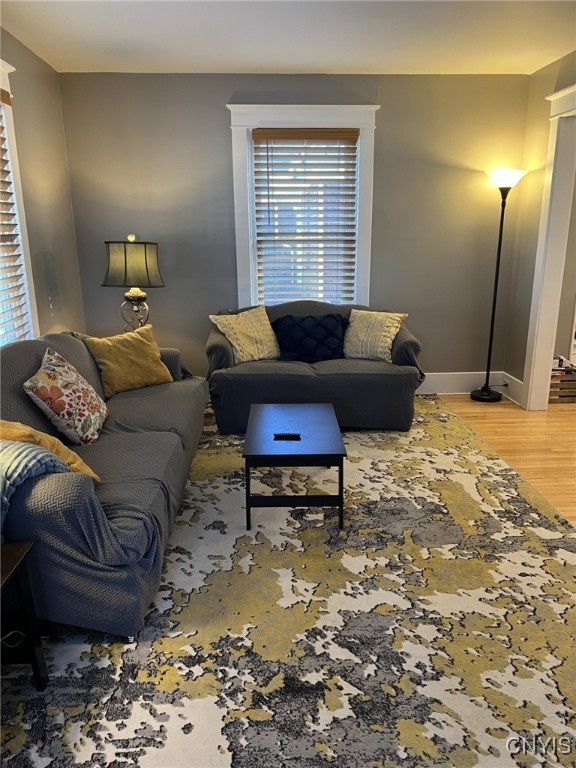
[1,0,575,75]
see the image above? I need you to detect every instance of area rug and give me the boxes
[2,396,575,768]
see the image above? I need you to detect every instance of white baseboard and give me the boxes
[418,371,527,407]
[419,371,510,396]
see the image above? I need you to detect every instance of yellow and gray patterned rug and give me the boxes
[2,397,575,768]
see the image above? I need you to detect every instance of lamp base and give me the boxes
[121,299,149,332]
[470,386,502,403]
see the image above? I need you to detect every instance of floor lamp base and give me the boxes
[470,386,502,403]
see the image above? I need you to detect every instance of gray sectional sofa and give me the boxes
[206,300,424,434]
[0,332,208,638]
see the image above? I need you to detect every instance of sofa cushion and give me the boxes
[272,314,348,363]
[84,325,173,399]
[103,377,208,451]
[209,305,280,364]
[344,309,408,362]
[209,360,320,433]
[312,357,410,375]
[312,357,422,430]
[77,431,182,484]
[75,430,187,528]
[23,348,108,445]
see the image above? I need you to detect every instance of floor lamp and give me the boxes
[471,169,527,403]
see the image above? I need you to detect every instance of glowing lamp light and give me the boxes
[486,169,527,190]
[471,168,528,403]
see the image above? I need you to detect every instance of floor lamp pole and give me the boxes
[471,186,510,403]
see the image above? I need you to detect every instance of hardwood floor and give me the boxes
[440,395,576,527]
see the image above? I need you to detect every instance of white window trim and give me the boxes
[1,59,39,341]
[227,103,380,307]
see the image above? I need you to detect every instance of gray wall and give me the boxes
[59,72,530,374]
[3,24,571,380]
[0,31,85,334]
[369,75,528,374]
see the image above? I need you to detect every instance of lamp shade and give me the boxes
[102,241,164,288]
[486,169,527,189]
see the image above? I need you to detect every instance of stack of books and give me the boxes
[550,356,576,403]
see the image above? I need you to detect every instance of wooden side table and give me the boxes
[1,542,48,691]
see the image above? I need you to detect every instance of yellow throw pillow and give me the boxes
[0,420,100,481]
[84,325,173,399]
[209,305,280,364]
[344,309,408,362]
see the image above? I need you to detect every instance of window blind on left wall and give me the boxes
[0,88,34,346]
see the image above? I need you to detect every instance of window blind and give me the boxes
[0,89,33,346]
[252,128,360,305]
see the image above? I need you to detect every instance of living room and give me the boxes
[1,2,575,766]
[0,3,574,391]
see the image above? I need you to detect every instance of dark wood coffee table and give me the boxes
[243,403,347,530]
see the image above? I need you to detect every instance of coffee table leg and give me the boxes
[338,458,344,530]
[245,461,251,530]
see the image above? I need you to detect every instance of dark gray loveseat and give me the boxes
[206,301,424,434]
[0,332,208,638]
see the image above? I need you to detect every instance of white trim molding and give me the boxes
[418,371,507,396]
[547,84,576,119]
[522,84,576,410]
[418,371,523,405]
[1,60,16,92]
[227,103,380,307]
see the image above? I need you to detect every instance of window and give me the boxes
[0,63,38,347]
[252,128,359,304]
[228,104,379,307]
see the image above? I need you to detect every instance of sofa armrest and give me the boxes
[159,347,190,380]
[3,473,161,568]
[391,324,425,380]
[206,326,235,377]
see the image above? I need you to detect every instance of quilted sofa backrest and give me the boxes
[0,332,104,439]
[264,300,367,323]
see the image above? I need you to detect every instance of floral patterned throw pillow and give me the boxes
[23,348,108,445]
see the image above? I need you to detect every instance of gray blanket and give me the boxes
[0,439,70,541]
